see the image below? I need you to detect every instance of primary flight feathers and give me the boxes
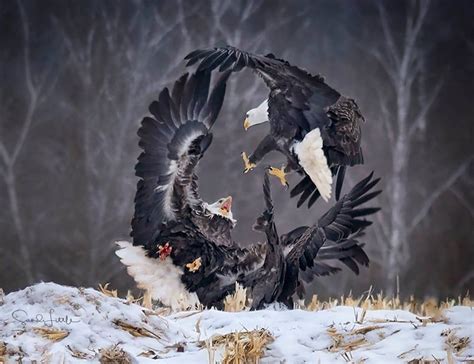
[131,71,232,248]
[116,48,381,310]
[186,45,365,207]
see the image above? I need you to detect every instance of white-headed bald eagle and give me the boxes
[116,70,380,310]
[185,46,365,207]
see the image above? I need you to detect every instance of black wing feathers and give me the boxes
[200,71,231,128]
[335,165,346,201]
[285,173,380,283]
[253,173,274,232]
[318,173,381,240]
[131,71,229,247]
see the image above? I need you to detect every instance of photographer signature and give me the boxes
[11,309,80,327]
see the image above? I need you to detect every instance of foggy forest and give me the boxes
[0,0,473,300]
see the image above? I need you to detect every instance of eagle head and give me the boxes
[244,99,269,130]
[203,196,236,224]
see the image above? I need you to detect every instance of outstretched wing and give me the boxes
[300,233,370,281]
[185,46,336,115]
[290,165,347,208]
[131,71,230,247]
[284,172,381,280]
[186,46,364,207]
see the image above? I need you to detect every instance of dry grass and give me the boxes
[90,283,472,362]
[303,289,473,318]
[201,329,274,364]
[113,319,163,340]
[327,326,370,353]
[443,329,471,355]
[125,290,143,305]
[99,344,132,364]
[95,282,472,316]
[0,341,6,363]
[66,345,95,360]
[33,327,69,341]
[224,283,250,312]
[98,283,118,298]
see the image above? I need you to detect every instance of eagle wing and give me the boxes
[284,173,381,282]
[186,46,364,207]
[131,71,230,247]
[185,46,336,117]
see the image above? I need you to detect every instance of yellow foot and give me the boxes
[241,152,256,173]
[186,257,202,273]
[268,166,289,188]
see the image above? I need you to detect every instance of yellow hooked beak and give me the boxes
[243,118,251,131]
[219,196,232,216]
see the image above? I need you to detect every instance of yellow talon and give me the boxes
[186,257,202,273]
[241,152,256,173]
[268,166,289,188]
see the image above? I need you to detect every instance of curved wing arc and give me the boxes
[131,71,230,246]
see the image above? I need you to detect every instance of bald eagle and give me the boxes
[116,70,380,310]
[185,46,365,207]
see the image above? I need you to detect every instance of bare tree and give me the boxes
[28,0,304,287]
[0,0,59,284]
[367,0,472,292]
[47,1,207,286]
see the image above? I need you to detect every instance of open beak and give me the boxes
[243,118,251,131]
[219,196,232,216]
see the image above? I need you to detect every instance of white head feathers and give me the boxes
[244,99,269,130]
[203,196,236,224]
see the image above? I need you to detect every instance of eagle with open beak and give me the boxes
[219,196,232,216]
[116,68,381,311]
[203,196,235,222]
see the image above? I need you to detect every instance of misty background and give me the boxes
[0,0,473,300]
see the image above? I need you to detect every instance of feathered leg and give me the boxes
[142,290,153,309]
[242,135,277,173]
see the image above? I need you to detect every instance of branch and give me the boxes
[408,0,431,48]
[17,0,35,98]
[12,0,37,166]
[408,157,473,233]
[450,187,474,220]
[372,217,389,255]
[409,78,443,138]
[241,0,262,22]
[376,89,396,148]
[399,0,431,82]
[0,141,9,166]
[376,1,400,69]
[364,46,398,87]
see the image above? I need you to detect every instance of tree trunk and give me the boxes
[387,85,410,294]
[5,168,34,284]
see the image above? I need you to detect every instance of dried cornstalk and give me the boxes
[33,327,69,341]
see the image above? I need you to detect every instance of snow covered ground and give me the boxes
[0,282,472,363]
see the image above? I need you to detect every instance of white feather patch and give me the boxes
[115,241,200,310]
[292,128,332,202]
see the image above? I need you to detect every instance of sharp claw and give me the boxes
[268,165,288,188]
[241,152,256,173]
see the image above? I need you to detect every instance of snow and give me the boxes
[0,282,473,363]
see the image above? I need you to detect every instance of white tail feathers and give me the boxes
[115,241,199,310]
[292,128,332,201]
